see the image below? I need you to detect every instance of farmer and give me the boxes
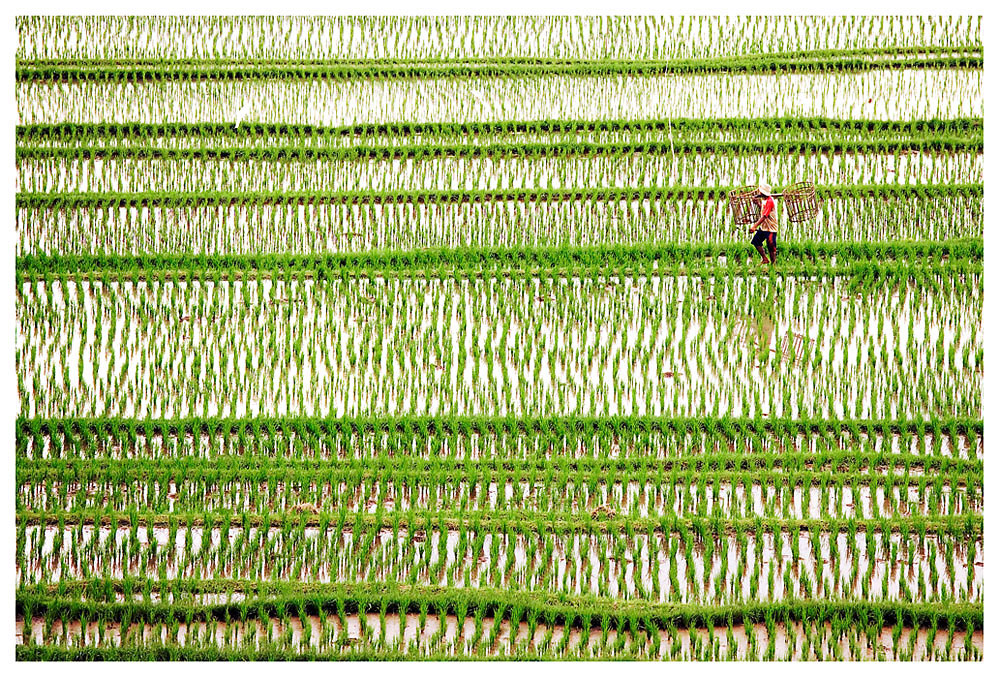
[748,184,778,265]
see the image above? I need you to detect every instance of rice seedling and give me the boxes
[14,15,983,661]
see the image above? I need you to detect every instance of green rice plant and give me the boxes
[13,14,984,663]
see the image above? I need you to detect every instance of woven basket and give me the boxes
[728,185,761,225]
[783,181,818,223]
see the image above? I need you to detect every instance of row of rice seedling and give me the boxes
[16,146,982,195]
[17,69,981,126]
[16,117,982,150]
[15,270,982,420]
[15,238,984,281]
[16,514,982,603]
[15,52,983,85]
[16,16,980,62]
[16,581,984,661]
[16,415,983,461]
[22,183,973,209]
[15,611,983,661]
[17,458,983,520]
[18,136,982,160]
[15,190,982,255]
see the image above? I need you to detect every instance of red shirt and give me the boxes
[759,196,777,232]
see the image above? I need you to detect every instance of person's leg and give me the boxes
[766,231,777,265]
[751,230,770,264]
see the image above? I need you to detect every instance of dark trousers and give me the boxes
[751,229,777,262]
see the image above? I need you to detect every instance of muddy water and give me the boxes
[15,613,983,660]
